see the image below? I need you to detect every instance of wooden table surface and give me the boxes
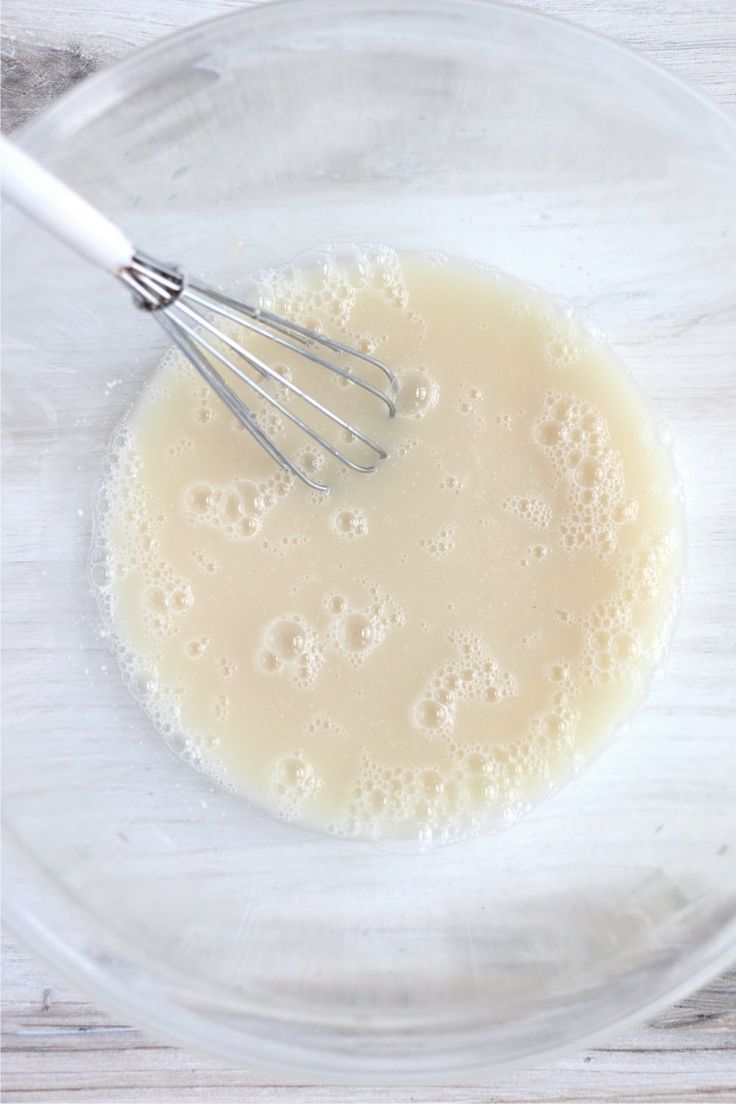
[2,1,735,1100]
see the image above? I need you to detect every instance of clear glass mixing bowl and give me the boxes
[3,0,735,1083]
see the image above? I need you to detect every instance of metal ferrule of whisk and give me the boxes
[117,252,397,493]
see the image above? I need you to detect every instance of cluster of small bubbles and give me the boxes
[92,431,162,581]
[455,382,487,431]
[259,649,282,673]
[331,727,556,845]
[394,436,422,460]
[419,523,457,560]
[547,661,571,684]
[146,686,183,742]
[439,473,465,495]
[193,384,216,426]
[304,713,347,740]
[542,310,586,370]
[166,436,195,458]
[509,296,533,320]
[165,347,196,381]
[522,630,542,648]
[351,332,381,356]
[322,593,345,616]
[616,528,677,607]
[190,548,220,575]
[141,378,171,405]
[253,244,411,339]
[213,692,230,722]
[534,390,637,558]
[271,363,294,402]
[185,636,210,660]
[412,630,518,740]
[501,494,552,531]
[218,657,237,680]
[89,426,216,781]
[395,366,439,419]
[362,245,410,308]
[555,606,575,625]
[495,411,513,430]
[577,595,641,687]
[331,507,368,540]
[325,578,404,669]
[268,752,322,820]
[572,528,678,686]
[259,614,325,688]
[293,648,324,691]
[260,533,311,559]
[337,758,456,841]
[529,697,581,751]
[182,473,284,542]
[521,543,550,567]
[295,443,326,476]
[265,469,293,500]
[253,405,283,438]
[185,482,218,523]
[142,570,194,639]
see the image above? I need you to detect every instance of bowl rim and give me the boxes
[9,0,736,152]
[4,0,736,1081]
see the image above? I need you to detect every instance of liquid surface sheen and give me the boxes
[97,248,682,843]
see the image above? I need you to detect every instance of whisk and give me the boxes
[1,137,396,492]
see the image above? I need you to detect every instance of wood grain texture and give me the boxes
[2,0,735,1100]
[2,936,735,1102]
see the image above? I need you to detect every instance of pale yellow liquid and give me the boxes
[98,248,681,843]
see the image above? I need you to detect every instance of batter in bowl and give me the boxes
[95,247,682,843]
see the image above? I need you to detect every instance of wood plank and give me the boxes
[3,940,736,1100]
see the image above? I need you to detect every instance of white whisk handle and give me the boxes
[1,136,134,274]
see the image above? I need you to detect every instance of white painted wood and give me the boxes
[1,1,735,1100]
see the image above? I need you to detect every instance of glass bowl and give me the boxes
[3,0,735,1083]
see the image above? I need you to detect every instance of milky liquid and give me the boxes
[95,247,682,844]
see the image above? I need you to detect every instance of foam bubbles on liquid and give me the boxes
[325,577,404,669]
[182,473,285,543]
[502,494,552,531]
[259,614,324,688]
[533,390,638,558]
[268,751,323,820]
[331,507,368,539]
[256,577,404,686]
[412,630,518,740]
[254,243,411,341]
[419,523,457,560]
